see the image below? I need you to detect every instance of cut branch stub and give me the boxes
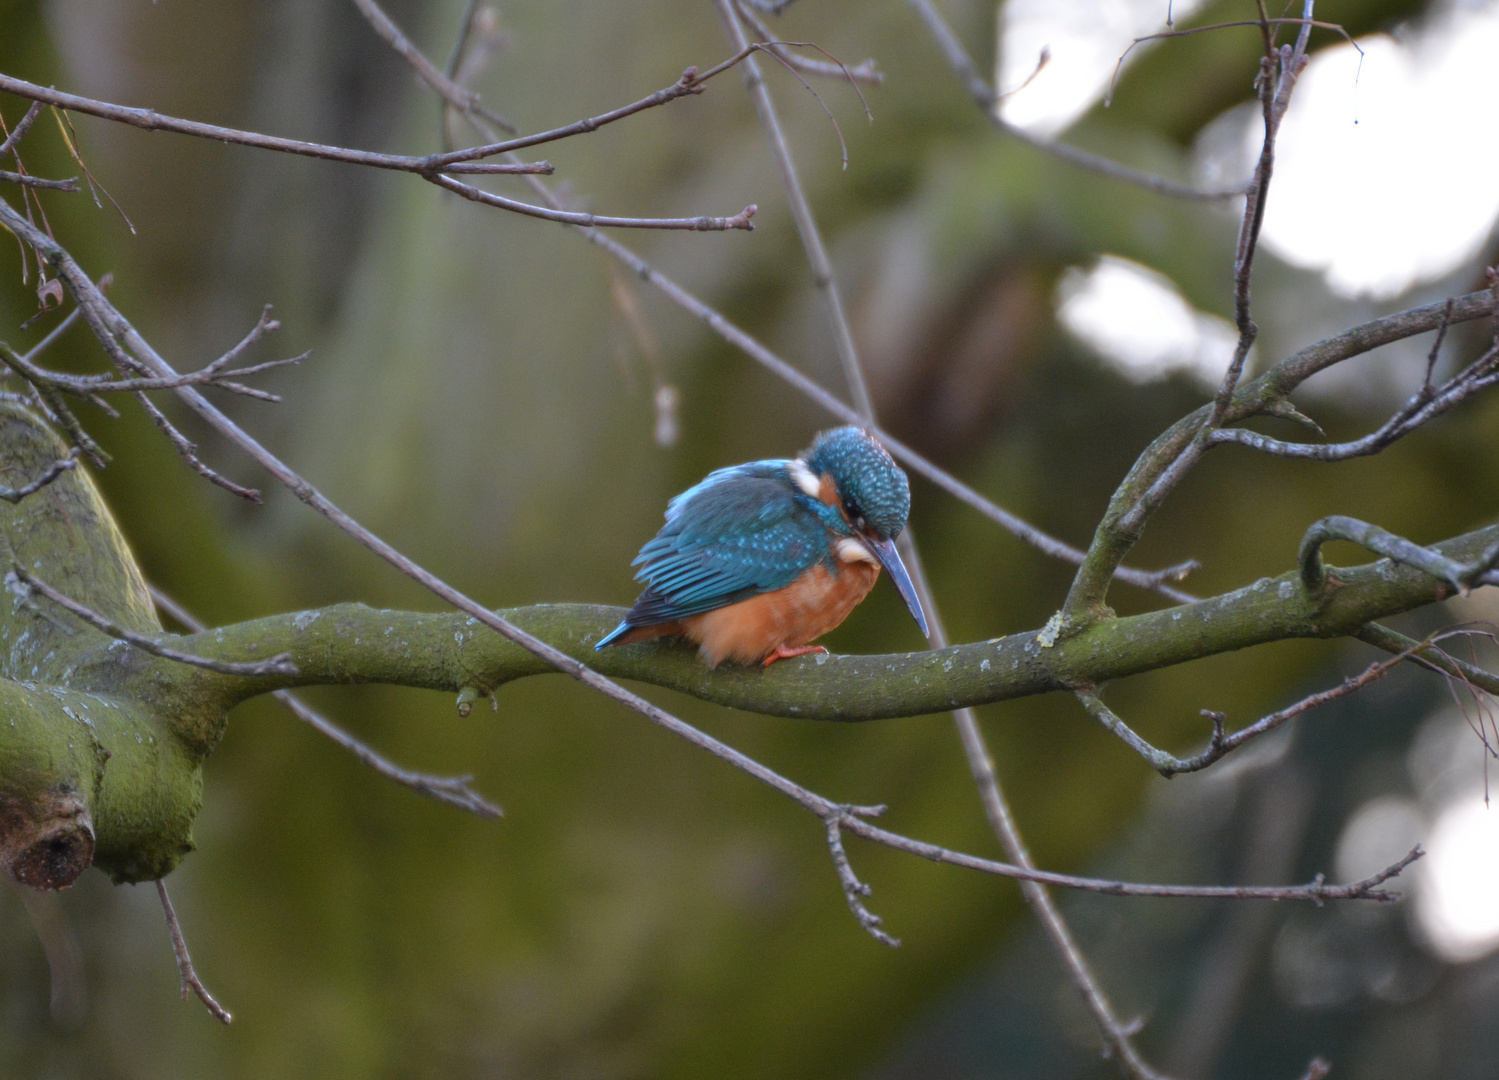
[0,784,94,890]
[0,402,206,884]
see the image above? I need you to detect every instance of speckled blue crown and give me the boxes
[804,426,910,539]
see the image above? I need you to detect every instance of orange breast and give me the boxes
[682,560,880,666]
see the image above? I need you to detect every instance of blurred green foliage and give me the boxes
[2,0,1487,1077]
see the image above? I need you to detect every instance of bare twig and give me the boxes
[148,586,502,818]
[841,808,1419,903]
[8,567,297,677]
[1423,297,1456,391]
[715,4,1172,1068]
[155,880,231,1024]
[715,0,871,412]
[904,0,1245,201]
[132,391,263,502]
[2,305,302,400]
[429,173,756,232]
[348,0,511,132]
[51,105,136,232]
[1105,17,1357,107]
[275,689,503,818]
[0,73,545,177]
[1300,515,1499,594]
[1116,3,1317,537]
[0,100,46,160]
[825,812,899,946]
[0,170,80,191]
[0,446,77,503]
[1213,343,1499,462]
[0,72,754,232]
[1357,622,1499,697]
[20,382,106,467]
[1078,647,1408,777]
[434,62,719,160]
[732,2,883,84]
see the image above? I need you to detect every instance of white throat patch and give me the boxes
[836,537,879,565]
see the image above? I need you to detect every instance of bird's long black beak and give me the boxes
[866,535,930,639]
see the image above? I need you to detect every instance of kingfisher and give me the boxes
[596,426,929,667]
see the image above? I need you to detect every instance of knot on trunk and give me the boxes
[0,786,95,890]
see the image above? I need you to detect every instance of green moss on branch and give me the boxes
[132,522,1489,722]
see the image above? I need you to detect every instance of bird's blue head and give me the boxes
[803,426,911,541]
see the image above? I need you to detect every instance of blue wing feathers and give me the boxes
[612,463,830,628]
[664,460,791,520]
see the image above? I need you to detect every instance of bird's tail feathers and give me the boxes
[595,621,634,650]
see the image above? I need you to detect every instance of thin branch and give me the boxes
[1357,622,1499,697]
[715,0,871,413]
[825,812,899,946]
[715,4,1167,1068]
[904,0,1245,201]
[147,586,501,819]
[20,382,106,467]
[1116,4,1316,538]
[0,170,80,191]
[155,880,231,1024]
[1213,345,1499,462]
[0,99,45,160]
[1078,644,1409,777]
[843,810,1422,903]
[0,446,77,503]
[732,3,883,84]
[348,0,512,132]
[429,64,717,161]
[3,67,768,232]
[1269,288,1498,395]
[0,73,545,178]
[1105,17,1357,108]
[1300,515,1499,594]
[1423,297,1456,392]
[2,305,302,400]
[273,689,503,818]
[429,173,757,232]
[8,567,296,677]
[132,391,263,502]
[50,105,135,232]
[8,302,85,365]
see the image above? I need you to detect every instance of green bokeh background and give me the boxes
[2,1,1495,1077]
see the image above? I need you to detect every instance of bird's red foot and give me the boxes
[762,644,829,668]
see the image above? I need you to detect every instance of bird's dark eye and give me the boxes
[853,515,867,531]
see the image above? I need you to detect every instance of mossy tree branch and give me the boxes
[155,522,1488,721]
[1,376,1493,887]
[1059,286,1498,629]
